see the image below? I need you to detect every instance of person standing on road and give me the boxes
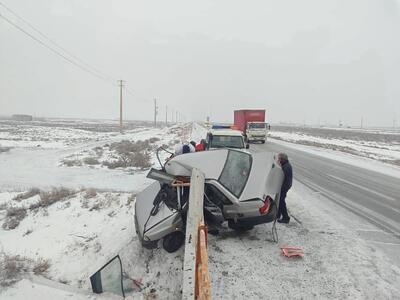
[277,153,293,224]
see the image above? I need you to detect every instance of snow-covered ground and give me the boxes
[208,180,400,299]
[1,120,399,299]
[0,119,191,299]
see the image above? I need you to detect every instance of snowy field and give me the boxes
[0,120,399,299]
[269,125,400,178]
[269,125,400,165]
[0,119,191,299]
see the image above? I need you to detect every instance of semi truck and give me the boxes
[234,109,269,143]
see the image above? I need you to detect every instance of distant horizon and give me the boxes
[1,113,399,130]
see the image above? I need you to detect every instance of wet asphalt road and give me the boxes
[252,140,400,263]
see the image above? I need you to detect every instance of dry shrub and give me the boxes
[0,255,25,286]
[33,259,50,275]
[0,253,50,287]
[92,146,104,156]
[29,187,76,210]
[2,207,27,230]
[62,159,82,167]
[149,137,160,143]
[13,188,41,201]
[103,152,151,169]
[83,157,100,165]
[110,140,152,154]
[0,146,12,153]
[84,188,97,199]
[102,139,154,169]
[380,159,400,166]
[169,139,180,146]
[102,159,126,169]
[127,194,136,206]
[23,229,33,236]
[132,151,151,169]
[89,203,101,211]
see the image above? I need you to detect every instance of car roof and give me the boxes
[209,129,243,136]
[164,149,284,201]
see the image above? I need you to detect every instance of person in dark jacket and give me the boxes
[277,153,293,223]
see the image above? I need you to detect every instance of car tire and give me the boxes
[163,232,185,253]
[261,140,265,144]
[228,220,254,232]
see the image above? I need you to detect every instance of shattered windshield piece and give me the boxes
[219,150,251,197]
[211,136,244,148]
[90,255,125,297]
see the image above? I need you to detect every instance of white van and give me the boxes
[206,129,249,150]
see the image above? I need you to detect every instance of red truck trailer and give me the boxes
[234,109,268,143]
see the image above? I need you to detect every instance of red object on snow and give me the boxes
[280,246,304,258]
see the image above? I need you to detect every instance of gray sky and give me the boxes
[1,0,399,126]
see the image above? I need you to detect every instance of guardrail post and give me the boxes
[182,168,211,299]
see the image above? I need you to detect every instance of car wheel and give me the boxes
[228,220,254,232]
[163,232,185,253]
[261,140,265,144]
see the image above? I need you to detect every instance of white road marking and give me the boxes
[327,173,399,204]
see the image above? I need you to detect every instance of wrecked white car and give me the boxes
[134,148,284,252]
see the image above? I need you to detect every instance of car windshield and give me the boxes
[219,150,252,198]
[249,123,266,129]
[210,135,244,149]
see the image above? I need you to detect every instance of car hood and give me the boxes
[165,149,229,179]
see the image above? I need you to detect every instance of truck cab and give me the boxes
[246,122,270,144]
[206,129,249,150]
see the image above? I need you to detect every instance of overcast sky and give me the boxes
[1,0,399,126]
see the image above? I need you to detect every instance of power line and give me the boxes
[0,13,116,86]
[0,1,117,84]
[0,3,190,123]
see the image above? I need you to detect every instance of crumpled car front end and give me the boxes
[134,181,183,248]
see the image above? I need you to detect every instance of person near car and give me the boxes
[195,139,207,152]
[277,153,293,224]
[174,142,195,156]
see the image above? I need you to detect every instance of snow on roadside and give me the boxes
[269,130,400,162]
[0,190,134,288]
[207,181,400,299]
[0,124,188,192]
[0,121,193,299]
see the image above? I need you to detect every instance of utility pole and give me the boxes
[171,109,174,123]
[176,111,178,124]
[118,80,124,133]
[154,98,158,127]
[165,105,168,127]
[361,116,363,129]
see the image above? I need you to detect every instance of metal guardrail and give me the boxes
[182,168,211,300]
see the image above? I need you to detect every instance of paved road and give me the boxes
[252,140,400,262]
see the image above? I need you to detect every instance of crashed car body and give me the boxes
[134,149,284,252]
